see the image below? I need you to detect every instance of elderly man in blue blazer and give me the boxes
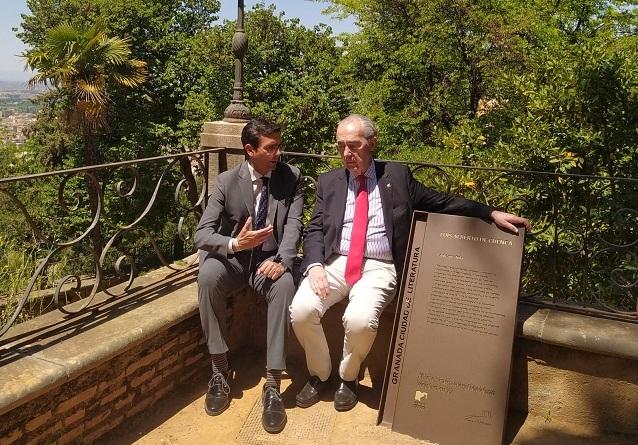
[290,114,530,412]
[195,118,303,433]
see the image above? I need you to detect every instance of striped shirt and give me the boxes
[337,161,393,261]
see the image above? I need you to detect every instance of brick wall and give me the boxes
[0,315,208,445]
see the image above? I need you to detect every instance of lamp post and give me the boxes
[223,0,251,122]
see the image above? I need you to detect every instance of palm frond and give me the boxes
[47,23,79,44]
[84,28,108,56]
[75,78,107,106]
[23,49,49,71]
[73,101,108,129]
[45,24,81,58]
[24,18,147,134]
[27,72,51,88]
[99,37,133,65]
[111,59,148,87]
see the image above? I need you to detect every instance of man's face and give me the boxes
[336,121,376,176]
[246,132,282,175]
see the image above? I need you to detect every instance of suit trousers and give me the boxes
[290,254,397,381]
[197,250,295,370]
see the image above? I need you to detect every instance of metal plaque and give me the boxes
[378,212,525,445]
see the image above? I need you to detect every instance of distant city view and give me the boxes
[0,81,42,145]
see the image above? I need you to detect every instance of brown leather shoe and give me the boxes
[295,376,329,408]
[334,378,358,411]
[205,371,230,416]
[262,386,287,433]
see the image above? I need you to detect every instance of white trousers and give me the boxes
[290,254,397,381]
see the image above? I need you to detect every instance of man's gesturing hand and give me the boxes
[308,265,330,299]
[490,210,531,235]
[235,217,273,251]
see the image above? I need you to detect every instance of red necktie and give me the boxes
[345,175,368,286]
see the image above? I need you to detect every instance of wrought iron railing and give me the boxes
[0,149,219,338]
[281,151,638,323]
[0,147,635,341]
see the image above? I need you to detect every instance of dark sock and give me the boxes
[211,353,228,375]
[265,369,282,390]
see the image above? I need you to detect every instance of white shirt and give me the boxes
[228,162,275,253]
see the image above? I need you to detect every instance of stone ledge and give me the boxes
[0,260,200,417]
[517,304,638,361]
[1,262,637,425]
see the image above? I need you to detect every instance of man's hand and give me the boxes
[257,260,285,280]
[308,265,330,300]
[235,217,273,251]
[490,210,531,235]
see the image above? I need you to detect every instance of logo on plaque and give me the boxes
[414,391,428,410]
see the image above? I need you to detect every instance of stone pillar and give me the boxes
[200,121,247,191]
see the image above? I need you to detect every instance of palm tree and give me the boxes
[24,19,147,166]
[24,20,147,253]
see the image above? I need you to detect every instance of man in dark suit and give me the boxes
[290,114,529,411]
[195,118,303,433]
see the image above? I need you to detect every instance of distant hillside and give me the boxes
[0,80,46,92]
[0,80,27,90]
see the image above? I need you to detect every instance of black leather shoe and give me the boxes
[334,378,358,411]
[296,376,329,408]
[262,386,287,433]
[205,371,230,416]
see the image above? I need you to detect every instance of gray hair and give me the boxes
[337,114,378,140]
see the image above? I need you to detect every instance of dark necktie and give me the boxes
[345,175,368,286]
[254,176,269,230]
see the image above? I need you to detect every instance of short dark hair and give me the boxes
[241,118,282,148]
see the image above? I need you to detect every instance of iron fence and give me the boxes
[0,149,218,338]
[282,151,638,323]
[1,147,636,341]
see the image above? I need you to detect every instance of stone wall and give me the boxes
[0,264,204,445]
[0,316,207,445]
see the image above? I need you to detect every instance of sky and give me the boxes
[0,0,355,82]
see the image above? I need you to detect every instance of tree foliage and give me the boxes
[324,0,638,176]
[3,0,636,312]
[24,20,147,165]
[321,0,638,309]
[17,1,347,162]
[2,2,350,310]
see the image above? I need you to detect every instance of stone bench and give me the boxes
[1,257,637,444]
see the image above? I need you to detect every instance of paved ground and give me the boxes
[99,349,636,445]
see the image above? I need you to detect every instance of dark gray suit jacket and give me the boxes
[194,160,303,271]
[302,161,493,277]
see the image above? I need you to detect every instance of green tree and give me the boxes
[244,5,349,154]
[323,0,638,310]
[12,1,346,270]
[24,20,147,166]
[323,0,638,171]
[24,20,147,253]
[17,0,221,163]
